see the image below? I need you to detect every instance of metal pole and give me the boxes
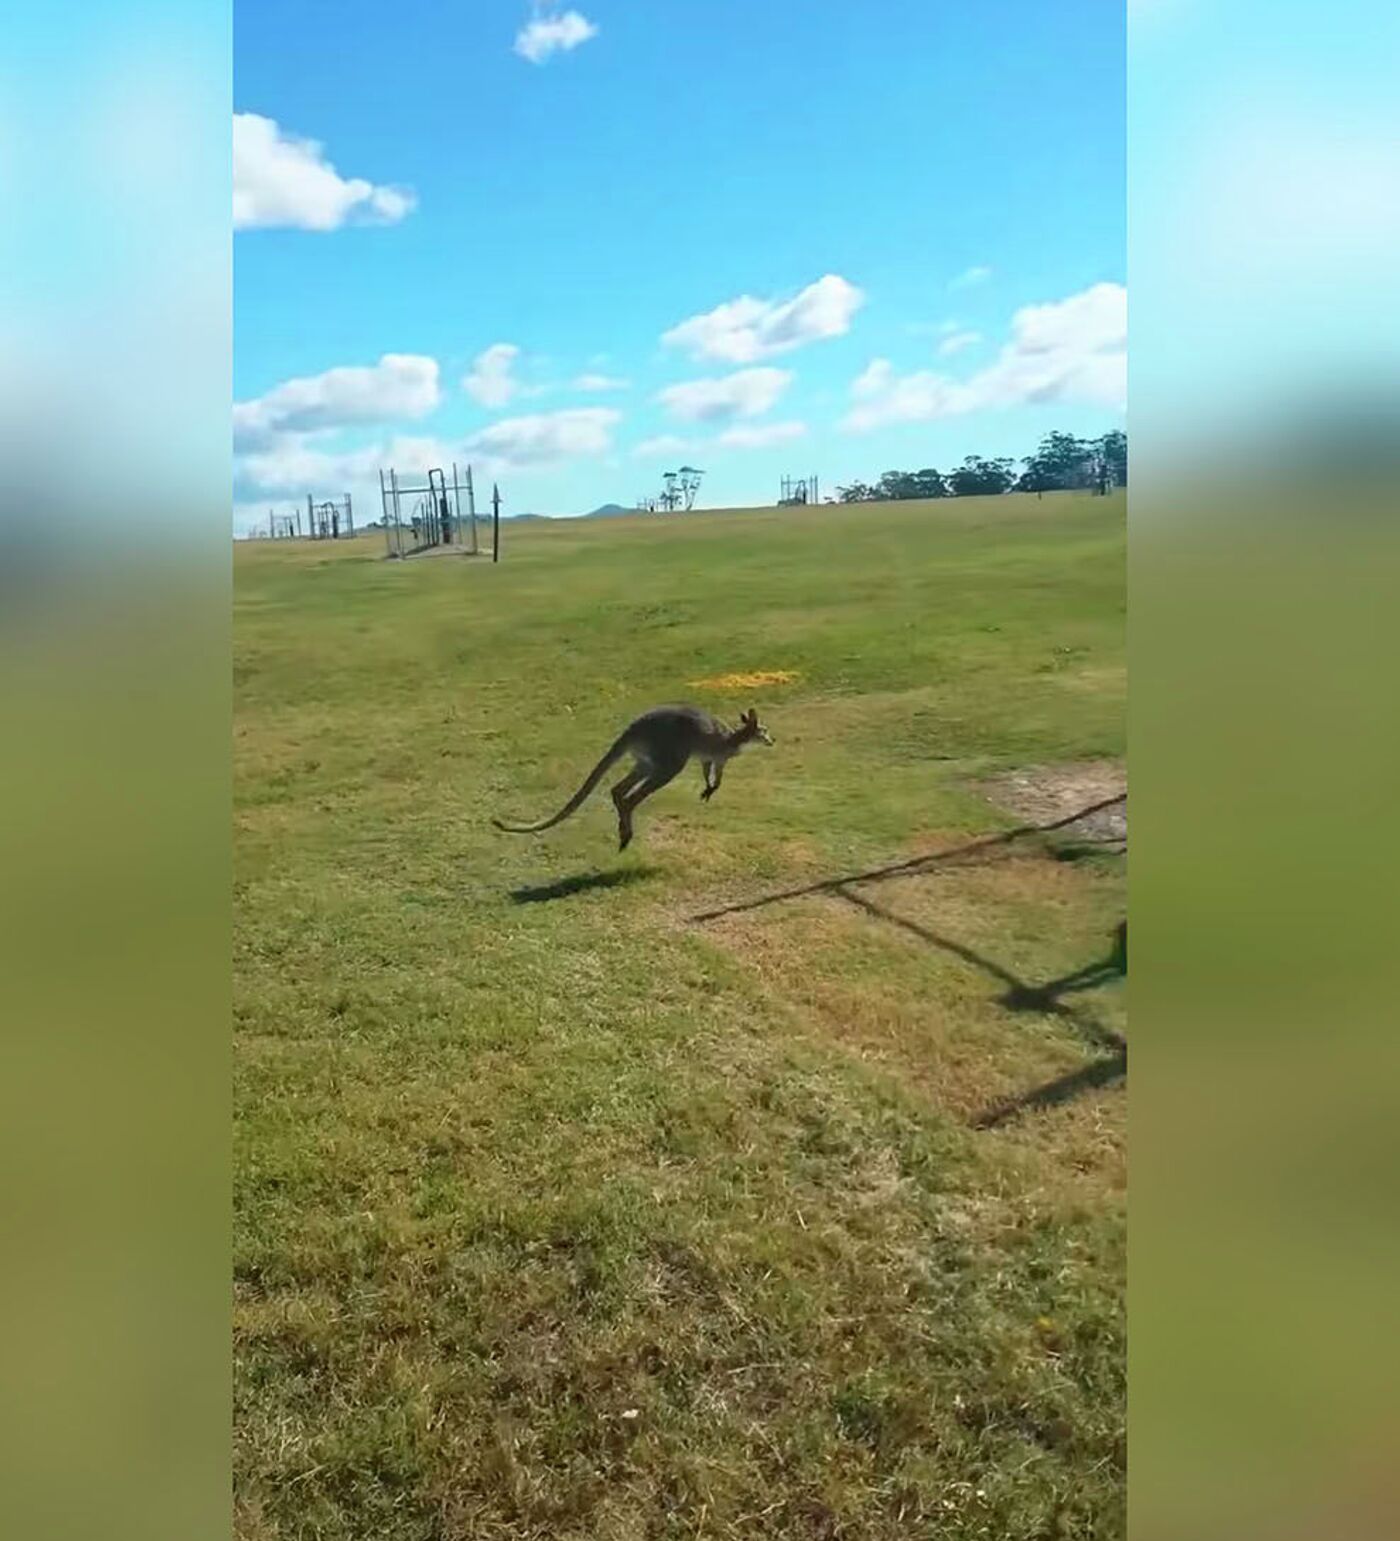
[466,464,478,554]
[345,493,353,538]
[451,463,462,550]
[491,483,501,564]
[425,468,440,545]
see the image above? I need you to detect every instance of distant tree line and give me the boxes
[834,429,1126,503]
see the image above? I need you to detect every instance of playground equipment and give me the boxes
[379,464,479,559]
[307,493,353,539]
[778,474,820,506]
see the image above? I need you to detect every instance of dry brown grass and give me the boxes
[689,669,804,690]
[692,835,1125,1198]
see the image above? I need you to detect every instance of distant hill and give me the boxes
[583,502,633,518]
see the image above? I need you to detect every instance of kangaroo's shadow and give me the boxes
[509,866,656,905]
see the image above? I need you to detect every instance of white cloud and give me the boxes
[463,343,527,408]
[948,264,992,290]
[235,438,366,498]
[937,329,982,357]
[465,406,620,467]
[236,405,622,509]
[631,434,691,459]
[842,361,967,430]
[234,433,458,499]
[514,10,599,64]
[657,367,792,423]
[233,354,441,450]
[375,435,463,477]
[662,274,865,363]
[1011,282,1126,357]
[717,421,809,450]
[572,372,630,392]
[233,112,415,231]
[973,282,1125,408]
[842,282,1126,431]
[850,361,885,400]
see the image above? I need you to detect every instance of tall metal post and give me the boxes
[491,483,501,564]
[466,465,478,554]
[451,464,463,551]
[427,467,449,545]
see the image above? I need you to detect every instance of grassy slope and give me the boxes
[234,492,1126,1540]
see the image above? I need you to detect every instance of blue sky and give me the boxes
[234,1,1124,529]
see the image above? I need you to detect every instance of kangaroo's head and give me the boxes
[737,708,774,747]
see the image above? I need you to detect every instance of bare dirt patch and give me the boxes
[978,759,1126,843]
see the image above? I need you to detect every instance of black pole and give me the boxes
[491,483,501,564]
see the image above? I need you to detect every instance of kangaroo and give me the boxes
[492,705,774,850]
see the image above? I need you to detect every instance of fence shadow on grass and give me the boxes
[832,886,1127,1126]
[832,887,1125,1055]
[688,795,1126,923]
[999,921,1126,1015]
[973,1046,1127,1130]
[689,803,1127,1128]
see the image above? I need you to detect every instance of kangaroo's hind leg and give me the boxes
[611,765,647,846]
[618,755,685,849]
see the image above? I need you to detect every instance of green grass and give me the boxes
[235,491,1126,1539]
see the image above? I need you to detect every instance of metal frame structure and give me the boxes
[778,474,820,506]
[306,493,354,540]
[378,463,479,559]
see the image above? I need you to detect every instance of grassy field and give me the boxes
[234,491,1126,1540]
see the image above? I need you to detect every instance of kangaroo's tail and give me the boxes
[491,730,631,834]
